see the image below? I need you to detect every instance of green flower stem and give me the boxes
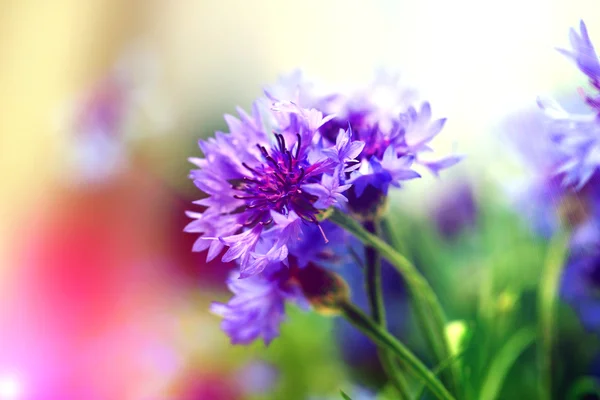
[340,301,455,400]
[330,209,459,395]
[364,220,412,400]
[381,217,451,378]
[537,231,570,400]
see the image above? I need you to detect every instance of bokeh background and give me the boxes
[2,0,600,399]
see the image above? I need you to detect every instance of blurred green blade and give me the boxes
[340,390,353,400]
[479,327,536,400]
[566,376,600,400]
[538,231,570,399]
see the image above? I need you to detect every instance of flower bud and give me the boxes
[294,263,351,316]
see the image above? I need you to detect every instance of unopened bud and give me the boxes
[346,186,389,222]
[295,263,350,316]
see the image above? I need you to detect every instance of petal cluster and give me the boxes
[270,71,461,204]
[210,269,307,345]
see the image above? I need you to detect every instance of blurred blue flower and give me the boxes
[309,385,376,400]
[561,250,600,332]
[503,100,600,245]
[432,181,478,239]
[235,360,279,395]
[538,21,600,189]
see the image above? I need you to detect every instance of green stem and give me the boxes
[341,302,455,400]
[537,231,570,400]
[364,220,412,400]
[381,217,455,392]
[331,209,459,395]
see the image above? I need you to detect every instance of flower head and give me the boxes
[504,103,600,242]
[186,101,362,277]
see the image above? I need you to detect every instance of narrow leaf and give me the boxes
[479,327,536,400]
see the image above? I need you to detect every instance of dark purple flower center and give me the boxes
[320,111,393,162]
[231,133,320,226]
[320,110,370,143]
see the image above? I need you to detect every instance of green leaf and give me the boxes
[340,390,353,400]
[537,231,570,400]
[478,327,536,400]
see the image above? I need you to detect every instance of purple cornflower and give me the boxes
[538,21,600,189]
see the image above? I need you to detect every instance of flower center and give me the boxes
[232,133,319,226]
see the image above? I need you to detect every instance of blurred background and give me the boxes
[2,0,600,398]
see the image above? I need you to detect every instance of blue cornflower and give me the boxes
[192,71,458,345]
[538,21,600,189]
[504,103,600,245]
[186,100,362,278]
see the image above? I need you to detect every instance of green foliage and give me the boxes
[340,390,353,400]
